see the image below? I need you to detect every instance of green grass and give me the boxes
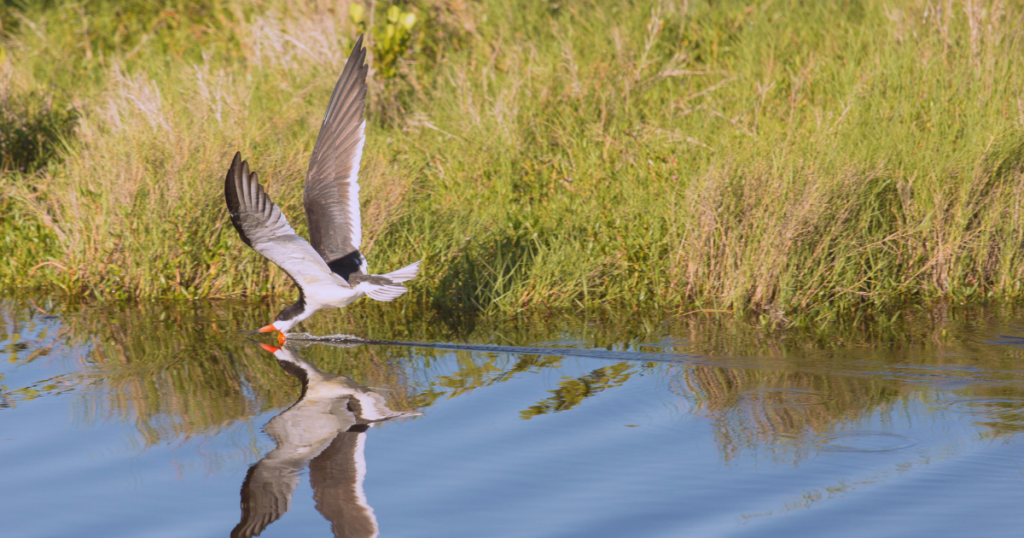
[3,0,1024,325]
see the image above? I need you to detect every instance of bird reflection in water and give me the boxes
[232,343,422,538]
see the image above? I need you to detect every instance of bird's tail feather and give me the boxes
[380,260,421,284]
[363,260,420,302]
[365,284,408,302]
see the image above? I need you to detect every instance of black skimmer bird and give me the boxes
[225,35,420,344]
[232,343,421,538]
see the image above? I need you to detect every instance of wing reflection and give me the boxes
[232,345,421,538]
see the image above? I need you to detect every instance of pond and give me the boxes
[2,299,1024,537]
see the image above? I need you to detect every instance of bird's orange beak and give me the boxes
[258,342,280,353]
[255,324,287,346]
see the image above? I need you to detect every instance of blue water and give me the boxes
[2,301,1024,537]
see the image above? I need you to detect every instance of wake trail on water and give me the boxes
[285,333,699,364]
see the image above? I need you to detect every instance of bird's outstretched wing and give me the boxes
[309,428,379,538]
[304,35,369,282]
[225,152,341,289]
[230,459,300,538]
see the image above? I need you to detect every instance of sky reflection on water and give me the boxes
[2,299,1024,537]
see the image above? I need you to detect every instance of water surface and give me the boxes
[2,300,1024,537]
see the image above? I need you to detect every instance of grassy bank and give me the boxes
[2,0,1024,324]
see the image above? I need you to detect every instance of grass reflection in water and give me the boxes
[4,298,1024,464]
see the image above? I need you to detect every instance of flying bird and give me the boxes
[224,36,419,344]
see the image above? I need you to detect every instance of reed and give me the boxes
[2,0,1024,324]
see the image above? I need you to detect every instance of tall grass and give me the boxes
[2,0,1024,324]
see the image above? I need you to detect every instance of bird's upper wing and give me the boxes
[309,427,379,538]
[303,35,369,282]
[225,152,342,289]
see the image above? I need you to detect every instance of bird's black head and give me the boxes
[276,300,306,322]
[271,293,309,332]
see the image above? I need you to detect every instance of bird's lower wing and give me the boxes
[224,152,343,289]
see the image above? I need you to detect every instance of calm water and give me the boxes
[2,299,1024,537]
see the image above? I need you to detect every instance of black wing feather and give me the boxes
[223,152,345,292]
[304,35,369,279]
[225,151,295,248]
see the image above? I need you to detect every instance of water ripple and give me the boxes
[813,431,916,453]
